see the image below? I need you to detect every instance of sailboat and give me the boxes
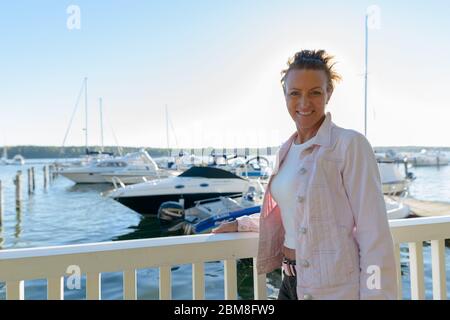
[55,79,115,171]
[0,146,25,165]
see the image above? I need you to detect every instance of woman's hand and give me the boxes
[211,220,238,233]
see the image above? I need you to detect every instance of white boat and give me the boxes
[378,160,413,195]
[228,156,273,180]
[59,149,160,184]
[158,182,266,234]
[11,154,25,165]
[101,166,181,185]
[53,149,115,171]
[106,166,256,215]
[385,196,410,219]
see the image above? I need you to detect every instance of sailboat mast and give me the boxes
[364,14,369,138]
[165,104,169,157]
[99,97,104,152]
[84,77,89,152]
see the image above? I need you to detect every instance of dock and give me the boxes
[392,196,450,218]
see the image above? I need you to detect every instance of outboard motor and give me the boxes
[157,201,185,223]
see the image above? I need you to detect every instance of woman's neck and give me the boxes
[296,115,326,144]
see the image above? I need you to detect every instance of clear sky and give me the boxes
[1,1,449,148]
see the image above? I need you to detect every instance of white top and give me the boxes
[270,137,315,249]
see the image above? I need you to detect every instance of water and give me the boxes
[0,159,449,299]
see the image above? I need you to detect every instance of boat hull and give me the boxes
[60,172,111,184]
[115,192,243,215]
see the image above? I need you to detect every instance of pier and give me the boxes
[392,196,450,218]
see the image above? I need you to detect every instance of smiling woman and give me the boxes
[213,49,398,300]
[281,50,341,144]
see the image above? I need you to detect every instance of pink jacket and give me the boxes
[236,113,398,300]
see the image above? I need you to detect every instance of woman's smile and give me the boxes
[296,110,315,116]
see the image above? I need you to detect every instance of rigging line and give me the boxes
[168,114,179,148]
[61,80,86,149]
[105,109,123,157]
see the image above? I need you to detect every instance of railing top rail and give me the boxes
[0,232,259,260]
[1,215,450,261]
[389,215,450,227]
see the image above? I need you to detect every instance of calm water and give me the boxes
[0,159,449,300]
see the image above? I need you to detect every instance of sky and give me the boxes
[1,0,450,148]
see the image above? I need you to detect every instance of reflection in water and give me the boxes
[114,215,184,241]
[66,183,113,194]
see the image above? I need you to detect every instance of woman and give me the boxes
[212,49,398,300]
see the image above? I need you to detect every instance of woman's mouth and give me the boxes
[296,110,314,116]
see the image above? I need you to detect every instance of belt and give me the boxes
[282,257,296,277]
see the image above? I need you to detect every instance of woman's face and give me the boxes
[284,69,332,131]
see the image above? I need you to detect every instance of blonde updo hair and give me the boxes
[280,49,342,93]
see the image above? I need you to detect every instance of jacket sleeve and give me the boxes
[236,214,260,232]
[342,133,398,300]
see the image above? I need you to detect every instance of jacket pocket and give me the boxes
[300,223,355,288]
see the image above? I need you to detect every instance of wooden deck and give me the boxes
[391,196,450,218]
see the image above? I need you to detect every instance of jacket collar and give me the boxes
[272,112,334,175]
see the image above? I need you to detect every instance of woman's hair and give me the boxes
[280,49,342,93]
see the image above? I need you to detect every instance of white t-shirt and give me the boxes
[270,137,315,249]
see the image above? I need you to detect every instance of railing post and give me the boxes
[86,272,102,300]
[159,266,172,300]
[394,243,402,300]
[409,241,425,300]
[192,262,205,300]
[224,259,237,300]
[123,269,137,300]
[431,239,447,300]
[47,277,64,300]
[253,257,267,300]
[6,280,24,300]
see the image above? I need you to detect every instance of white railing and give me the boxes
[0,216,450,300]
[389,216,450,300]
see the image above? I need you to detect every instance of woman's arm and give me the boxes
[342,132,398,300]
[211,213,260,233]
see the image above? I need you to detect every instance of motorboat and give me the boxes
[157,181,265,234]
[377,160,414,195]
[59,149,161,184]
[385,196,410,219]
[11,154,25,165]
[228,156,273,180]
[106,166,256,215]
[101,166,181,185]
[156,186,409,236]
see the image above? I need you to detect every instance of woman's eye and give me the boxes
[311,91,322,96]
[289,91,300,97]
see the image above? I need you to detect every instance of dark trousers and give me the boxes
[277,272,298,300]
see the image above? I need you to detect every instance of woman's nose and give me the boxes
[297,96,309,108]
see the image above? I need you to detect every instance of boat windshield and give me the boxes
[179,166,244,179]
